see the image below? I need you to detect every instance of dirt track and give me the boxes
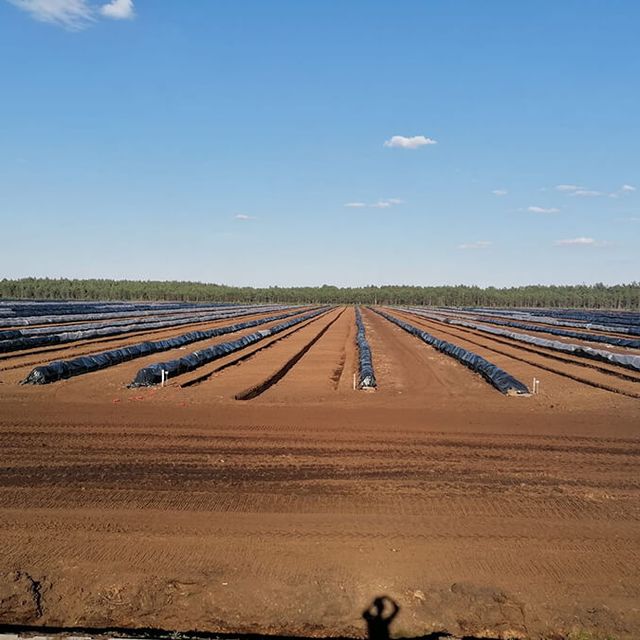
[1,305,639,639]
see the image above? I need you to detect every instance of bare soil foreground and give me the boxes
[1,307,639,640]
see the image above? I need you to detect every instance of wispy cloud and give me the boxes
[528,206,560,214]
[458,240,492,250]
[100,0,133,19]
[555,183,636,199]
[383,135,437,149]
[554,237,608,247]
[554,184,603,197]
[370,198,404,209]
[234,214,256,221]
[491,189,508,196]
[7,0,135,28]
[570,189,603,197]
[7,0,94,29]
[610,184,637,198]
[344,198,404,209]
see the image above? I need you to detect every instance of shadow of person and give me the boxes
[363,595,400,640]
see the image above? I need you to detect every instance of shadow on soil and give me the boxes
[0,594,516,640]
[0,625,500,640]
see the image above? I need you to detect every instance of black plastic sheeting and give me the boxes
[1,300,198,312]
[411,307,640,348]
[438,308,640,337]
[130,307,329,387]
[523,308,640,327]
[0,300,217,317]
[0,303,250,329]
[1,305,293,354]
[0,330,23,341]
[22,308,313,385]
[373,308,529,395]
[0,304,288,342]
[355,307,376,389]
[406,308,640,374]
[463,307,640,331]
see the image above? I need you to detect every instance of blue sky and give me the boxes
[1,0,638,287]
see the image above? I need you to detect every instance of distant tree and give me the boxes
[0,278,638,310]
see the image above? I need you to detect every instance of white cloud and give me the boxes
[458,240,492,250]
[234,214,256,221]
[7,0,135,27]
[371,198,403,208]
[100,0,133,19]
[528,206,560,214]
[344,198,404,209]
[371,198,405,208]
[491,189,508,196]
[609,184,637,198]
[7,0,94,29]
[383,135,437,149]
[570,189,603,197]
[556,183,636,199]
[554,237,598,246]
[555,184,604,197]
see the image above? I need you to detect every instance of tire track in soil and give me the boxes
[1,509,638,548]
[390,308,640,400]
[3,520,637,583]
[1,406,639,634]
[4,427,640,458]
[1,486,636,521]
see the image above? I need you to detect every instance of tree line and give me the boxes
[0,278,639,309]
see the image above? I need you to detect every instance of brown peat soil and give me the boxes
[1,307,639,639]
